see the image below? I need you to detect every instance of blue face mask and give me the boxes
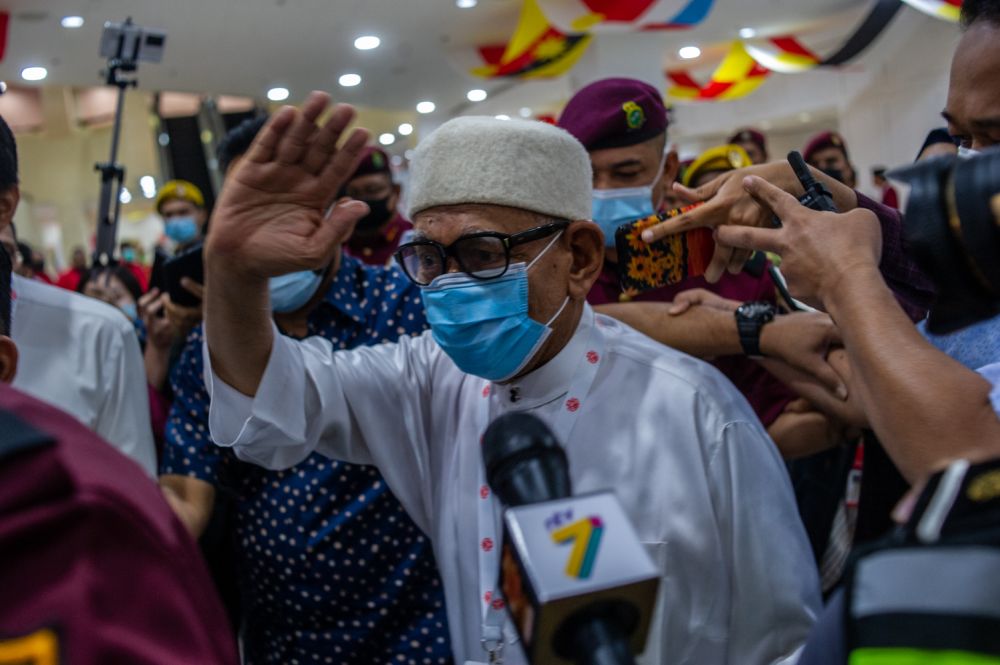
[164,216,199,244]
[120,302,138,321]
[958,146,981,160]
[590,152,667,248]
[269,270,324,313]
[421,233,568,382]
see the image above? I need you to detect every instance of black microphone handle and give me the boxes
[568,614,637,665]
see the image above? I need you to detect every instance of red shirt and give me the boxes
[0,384,239,665]
[55,267,86,292]
[345,213,413,266]
[589,258,797,427]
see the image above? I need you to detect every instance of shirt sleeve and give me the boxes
[95,320,157,477]
[708,420,822,664]
[855,192,936,321]
[160,328,225,486]
[977,362,1000,419]
[204,322,439,531]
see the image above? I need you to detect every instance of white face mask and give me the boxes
[958,145,981,160]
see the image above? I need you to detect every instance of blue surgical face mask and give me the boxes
[269,270,324,313]
[590,152,668,248]
[120,302,138,321]
[958,145,981,160]
[421,232,568,382]
[164,216,199,244]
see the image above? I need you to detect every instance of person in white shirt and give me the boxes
[202,94,821,664]
[0,115,155,477]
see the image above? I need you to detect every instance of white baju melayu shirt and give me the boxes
[11,274,156,476]
[206,305,821,664]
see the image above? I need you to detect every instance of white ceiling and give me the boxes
[1,0,872,121]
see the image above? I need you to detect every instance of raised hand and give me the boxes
[206,92,370,280]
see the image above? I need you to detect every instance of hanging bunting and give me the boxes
[470,0,593,79]
[537,0,714,33]
[666,42,770,102]
[900,0,962,22]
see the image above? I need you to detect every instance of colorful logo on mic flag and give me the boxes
[471,0,593,80]
[901,0,963,22]
[667,41,770,102]
[551,515,605,579]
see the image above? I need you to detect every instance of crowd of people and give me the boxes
[1,1,999,663]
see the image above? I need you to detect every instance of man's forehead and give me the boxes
[589,140,660,169]
[412,204,539,240]
[947,23,1000,124]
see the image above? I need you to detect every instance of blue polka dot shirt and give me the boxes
[160,255,452,665]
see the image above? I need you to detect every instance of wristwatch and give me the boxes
[735,301,777,357]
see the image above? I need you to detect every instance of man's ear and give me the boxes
[0,336,18,384]
[658,149,680,202]
[0,186,20,228]
[564,220,604,300]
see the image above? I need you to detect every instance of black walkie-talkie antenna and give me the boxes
[788,150,838,213]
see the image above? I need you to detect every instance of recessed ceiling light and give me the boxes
[379,133,396,146]
[457,0,478,7]
[61,15,84,28]
[21,66,48,81]
[416,101,436,114]
[339,73,362,87]
[495,114,511,120]
[467,89,487,102]
[119,187,132,204]
[354,35,381,51]
[519,107,532,118]
[267,87,290,101]
[678,46,701,60]
[398,123,414,136]
[139,175,157,199]
[739,27,756,39]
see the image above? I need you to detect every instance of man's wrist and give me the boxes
[735,301,778,357]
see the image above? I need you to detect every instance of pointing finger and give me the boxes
[742,175,802,222]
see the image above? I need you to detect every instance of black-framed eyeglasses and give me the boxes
[394,221,569,286]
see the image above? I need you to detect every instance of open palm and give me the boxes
[206,92,370,279]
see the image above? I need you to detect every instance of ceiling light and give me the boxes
[467,89,487,102]
[519,107,532,118]
[739,27,756,39]
[339,73,362,87]
[416,101,436,114]
[119,187,132,204]
[267,87,290,101]
[354,35,381,51]
[495,114,511,120]
[139,175,157,199]
[379,133,396,146]
[457,0,478,7]
[61,15,84,28]
[21,66,48,81]
[398,123,413,136]
[678,46,701,60]
[157,132,170,146]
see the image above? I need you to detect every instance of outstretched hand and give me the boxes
[205,92,370,280]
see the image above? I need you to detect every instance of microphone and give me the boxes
[483,413,660,665]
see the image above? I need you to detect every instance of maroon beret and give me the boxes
[728,128,768,154]
[803,131,850,164]
[558,77,668,152]
[349,146,392,180]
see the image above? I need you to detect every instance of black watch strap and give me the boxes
[735,302,777,357]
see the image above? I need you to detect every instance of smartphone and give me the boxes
[163,242,204,307]
[614,204,713,295]
[148,248,169,294]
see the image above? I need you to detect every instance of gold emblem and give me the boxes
[622,101,646,131]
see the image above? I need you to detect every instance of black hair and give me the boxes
[961,0,1000,28]
[0,242,11,336]
[77,263,143,303]
[0,115,17,193]
[217,115,268,175]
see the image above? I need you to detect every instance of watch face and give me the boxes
[738,301,776,321]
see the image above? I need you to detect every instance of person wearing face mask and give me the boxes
[803,132,857,190]
[341,146,413,266]
[201,96,820,665]
[159,114,452,665]
[156,180,207,250]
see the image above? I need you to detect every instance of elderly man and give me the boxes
[203,94,820,665]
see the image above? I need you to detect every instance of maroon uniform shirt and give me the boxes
[0,384,238,665]
[589,256,797,427]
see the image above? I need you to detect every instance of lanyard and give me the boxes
[475,317,606,663]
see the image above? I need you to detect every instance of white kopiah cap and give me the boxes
[407,116,593,222]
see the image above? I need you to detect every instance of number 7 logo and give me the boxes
[551,516,604,579]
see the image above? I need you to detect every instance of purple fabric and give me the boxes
[855,192,936,322]
[558,77,668,151]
